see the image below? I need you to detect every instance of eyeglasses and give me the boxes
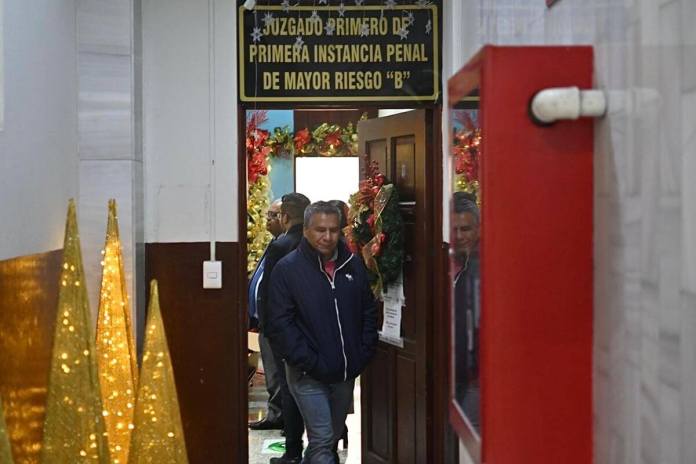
[266,211,280,219]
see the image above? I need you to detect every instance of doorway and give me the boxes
[238,107,448,464]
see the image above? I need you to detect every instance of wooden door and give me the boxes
[358,109,439,464]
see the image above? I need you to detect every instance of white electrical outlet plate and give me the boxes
[203,260,222,289]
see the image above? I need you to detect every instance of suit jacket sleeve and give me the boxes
[257,240,284,330]
[265,262,319,373]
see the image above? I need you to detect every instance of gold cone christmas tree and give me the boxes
[96,199,138,464]
[129,280,187,464]
[41,199,109,463]
[0,397,13,464]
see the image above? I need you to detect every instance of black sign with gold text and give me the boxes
[238,0,441,104]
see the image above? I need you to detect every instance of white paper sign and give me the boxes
[379,271,405,348]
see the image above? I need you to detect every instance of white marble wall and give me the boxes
[444,0,696,462]
[76,0,144,326]
[0,0,78,261]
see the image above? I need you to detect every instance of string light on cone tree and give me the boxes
[96,199,138,464]
[0,397,13,464]
[129,281,188,464]
[41,199,109,463]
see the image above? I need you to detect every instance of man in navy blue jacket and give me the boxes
[266,201,378,464]
[248,198,283,429]
[258,192,310,464]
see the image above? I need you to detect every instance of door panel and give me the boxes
[367,139,388,175]
[359,109,435,464]
[394,137,416,201]
[401,224,416,339]
[396,354,417,464]
[364,346,392,462]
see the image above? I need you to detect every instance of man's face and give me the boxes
[266,202,283,237]
[452,211,480,257]
[304,213,341,259]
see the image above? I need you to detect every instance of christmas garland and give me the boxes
[346,160,405,299]
[260,120,361,157]
[452,111,481,203]
[246,111,273,275]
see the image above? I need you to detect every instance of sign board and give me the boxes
[238,0,441,104]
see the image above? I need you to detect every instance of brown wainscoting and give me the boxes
[0,249,63,463]
[145,242,245,464]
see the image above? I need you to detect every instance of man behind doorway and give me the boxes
[258,193,311,464]
[249,199,284,429]
[266,201,379,464]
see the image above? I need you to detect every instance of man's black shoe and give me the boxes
[269,455,301,464]
[249,418,283,430]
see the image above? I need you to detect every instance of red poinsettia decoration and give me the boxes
[324,130,343,149]
[246,125,272,183]
[294,128,311,152]
[453,128,481,183]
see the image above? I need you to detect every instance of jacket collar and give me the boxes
[285,223,303,236]
[298,237,352,269]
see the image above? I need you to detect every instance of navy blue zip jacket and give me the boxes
[265,237,378,384]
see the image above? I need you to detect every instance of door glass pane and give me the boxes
[450,102,481,439]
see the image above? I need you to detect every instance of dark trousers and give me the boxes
[273,349,305,458]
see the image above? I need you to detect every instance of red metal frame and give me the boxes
[448,46,594,463]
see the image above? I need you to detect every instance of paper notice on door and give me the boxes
[379,272,404,348]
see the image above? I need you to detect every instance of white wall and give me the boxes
[0,0,78,260]
[75,0,143,323]
[143,0,237,244]
[443,0,696,462]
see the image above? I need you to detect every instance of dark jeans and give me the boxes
[285,364,354,464]
[272,349,305,458]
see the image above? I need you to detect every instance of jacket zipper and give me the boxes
[318,254,353,381]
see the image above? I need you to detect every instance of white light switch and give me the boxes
[203,261,222,289]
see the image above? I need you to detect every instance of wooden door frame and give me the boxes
[236,105,448,463]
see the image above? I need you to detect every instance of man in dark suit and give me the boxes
[249,199,284,429]
[258,192,311,464]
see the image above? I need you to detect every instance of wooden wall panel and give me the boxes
[145,242,244,464]
[0,250,63,463]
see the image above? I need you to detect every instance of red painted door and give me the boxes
[449,46,594,464]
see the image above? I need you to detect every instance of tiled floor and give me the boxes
[248,368,361,464]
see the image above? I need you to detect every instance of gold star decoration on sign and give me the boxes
[41,199,109,463]
[0,396,13,464]
[129,281,188,464]
[96,199,138,464]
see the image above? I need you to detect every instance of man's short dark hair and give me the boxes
[303,201,341,228]
[453,192,480,224]
[281,193,310,223]
[328,200,348,229]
